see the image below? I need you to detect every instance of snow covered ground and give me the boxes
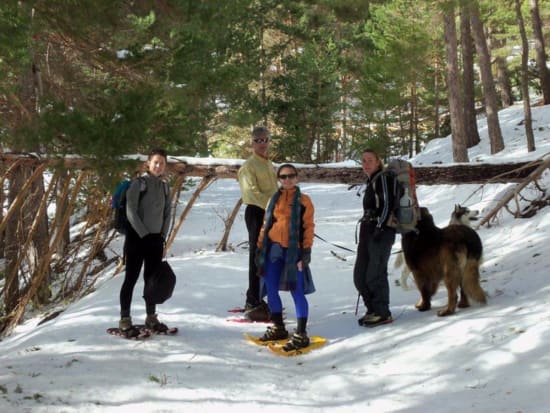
[1,103,549,412]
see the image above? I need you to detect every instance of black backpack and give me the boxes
[143,261,177,304]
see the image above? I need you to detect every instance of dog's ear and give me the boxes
[419,207,435,226]
[454,204,460,212]
[419,207,431,219]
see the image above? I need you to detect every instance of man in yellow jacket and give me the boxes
[238,126,278,321]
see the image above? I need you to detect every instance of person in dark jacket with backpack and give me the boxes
[354,148,397,327]
[118,148,172,337]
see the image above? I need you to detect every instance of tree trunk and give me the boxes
[443,5,469,162]
[1,172,87,335]
[477,158,550,227]
[28,167,52,306]
[433,59,441,140]
[460,4,481,148]
[495,55,514,107]
[530,0,550,104]
[409,82,418,157]
[515,0,536,152]
[3,166,25,315]
[469,0,505,154]
[0,169,4,260]
[164,175,216,253]
[338,74,350,162]
[487,27,514,107]
[216,198,243,252]
[56,170,71,255]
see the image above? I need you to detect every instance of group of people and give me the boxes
[116,128,397,350]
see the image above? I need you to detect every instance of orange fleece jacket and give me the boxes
[258,187,315,250]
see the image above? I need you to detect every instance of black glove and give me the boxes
[301,248,311,267]
[254,249,263,268]
[373,227,384,242]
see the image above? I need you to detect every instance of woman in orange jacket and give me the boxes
[255,163,315,351]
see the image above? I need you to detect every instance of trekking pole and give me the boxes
[354,293,360,316]
[314,233,355,253]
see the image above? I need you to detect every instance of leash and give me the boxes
[314,233,355,253]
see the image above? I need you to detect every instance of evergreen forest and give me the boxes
[2,0,549,165]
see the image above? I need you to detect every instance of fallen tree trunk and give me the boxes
[0,153,545,185]
[141,158,547,185]
[477,157,550,227]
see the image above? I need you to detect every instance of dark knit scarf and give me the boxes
[258,186,302,290]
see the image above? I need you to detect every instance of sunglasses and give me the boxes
[278,173,297,180]
[253,137,270,144]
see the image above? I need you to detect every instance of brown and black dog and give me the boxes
[397,204,480,289]
[401,207,487,316]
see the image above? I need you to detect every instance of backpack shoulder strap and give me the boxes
[371,169,391,190]
[136,176,147,192]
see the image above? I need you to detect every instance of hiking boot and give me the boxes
[244,297,268,311]
[282,332,310,351]
[145,314,169,334]
[357,312,375,326]
[244,301,271,322]
[119,316,133,331]
[259,324,288,342]
[118,317,142,338]
[361,313,393,328]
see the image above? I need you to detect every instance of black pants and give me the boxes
[120,227,164,318]
[353,222,395,318]
[245,204,265,306]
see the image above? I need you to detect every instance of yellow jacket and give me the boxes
[237,153,278,209]
[258,187,315,250]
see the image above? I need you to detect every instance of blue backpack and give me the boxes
[111,178,146,235]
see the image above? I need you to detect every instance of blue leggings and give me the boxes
[264,245,308,318]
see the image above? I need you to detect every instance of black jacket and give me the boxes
[362,168,397,229]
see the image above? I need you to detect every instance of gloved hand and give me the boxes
[254,249,263,268]
[300,248,311,267]
[373,227,384,242]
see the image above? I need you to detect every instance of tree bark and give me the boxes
[477,158,550,227]
[292,161,543,185]
[29,166,52,305]
[410,81,420,157]
[0,154,543,186]
[3,166,25,315]
[56,170,72,255]
[216,198,243,252]
[1,172,88,336]
[460,4,481,148]
[433,59,441,139]
[514,0,535,152]
[487,26,514,107]
[164,175,216,254]
[0,169,4,259]
[530,0,550,105]
[443,5,469,162]
[495,55,514,107]
[469,0,505,154]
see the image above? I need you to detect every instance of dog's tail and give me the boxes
[462,258,487,304]
[394,251,413,290]
[394,250,404,269]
